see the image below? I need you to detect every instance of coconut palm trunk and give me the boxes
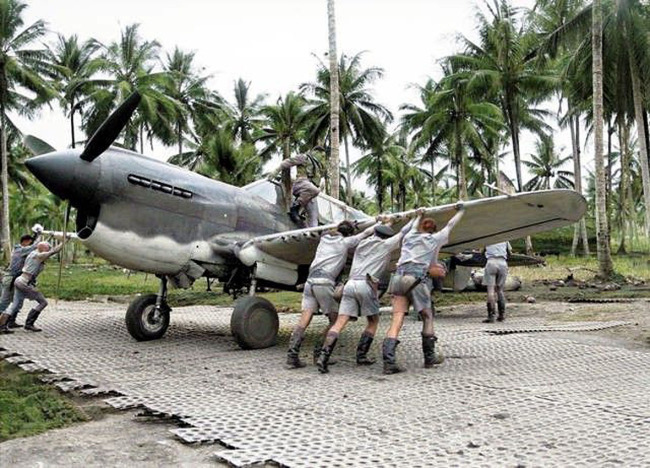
[628,59,650,235]
[0,85,10,262]
[327,0,340,200]
[592,0,614,278]
[282,139,292,210]
[570,114,590,256]
[344,135,352,205]
[617,121,630,254]
[70,96,76,148]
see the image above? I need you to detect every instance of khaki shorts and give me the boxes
[388,274,432,313]
[484,258,508,287]
[301,281,337,315]
[338,279,380,318]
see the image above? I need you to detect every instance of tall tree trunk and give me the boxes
[0,103,10,263]
[282,140,292,210]
[592,0,614,277]
[617,121,629,254]
[430,156,436,205]
[455,126,468,200]
[505,98,523,192]
[629,52,650,235]
[344,135,352,206]
[70,96,76,149]
[327,0,340,200]
[570,114,590,256]
[177,120,182,156]
[377,157,383,212]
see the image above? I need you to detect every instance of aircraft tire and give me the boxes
[231,296,279,349]
[125,294,170,341]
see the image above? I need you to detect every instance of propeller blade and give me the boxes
[55,203,72,304]
[80,91,141,162]
[24,135,56,156]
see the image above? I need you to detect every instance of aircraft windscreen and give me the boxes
[243,180,370,223]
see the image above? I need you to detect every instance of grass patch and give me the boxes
[32,252,649,310]
[0,361,87,441]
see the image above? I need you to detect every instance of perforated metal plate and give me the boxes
[1,300,649,467]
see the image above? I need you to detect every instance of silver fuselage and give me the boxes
[26,148,297,279]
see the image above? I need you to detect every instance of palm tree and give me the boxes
[301,52,392,205]
[163,47,226,157]
[354,133,403,212]
[194,129,261,187]
[86,24,179,153]
[228,78,265,143]
[46,34,103,148]
[523,137,573,190]
[592,0,614,277]
[327,0,341,200]
[451,0,556,192]
[256,92,309,208]
[0,0,53,260]
[400,68,503,200]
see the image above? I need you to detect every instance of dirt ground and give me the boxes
[1,299,648,467]
[0,397,228,467]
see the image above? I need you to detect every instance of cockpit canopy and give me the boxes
[244,180,370,224]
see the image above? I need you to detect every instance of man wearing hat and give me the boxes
[316,215,417,374]
[0,238,65,333]
[0,225,43,331]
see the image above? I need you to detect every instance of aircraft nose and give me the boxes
[25,151,100,207]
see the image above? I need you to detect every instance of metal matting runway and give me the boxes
[1,300,649,467]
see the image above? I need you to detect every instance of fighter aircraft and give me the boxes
[24,92,587,349]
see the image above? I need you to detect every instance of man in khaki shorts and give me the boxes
[482,242,511,323]
[315,216,416,373]
[383,204,465,374]
[285,219,378,368]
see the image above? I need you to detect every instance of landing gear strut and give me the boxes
[125,275,171,341]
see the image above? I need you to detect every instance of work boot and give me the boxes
[483,303,495,323]
[24,309,42,332]
[0,313,14,334]
[286,327,306,369]
[422,334,445,368]
[497,299,506,322]
[382,338,404,374]
[316,333,338,374]
[7,317,22,328]
[356,332,376,365]
[288,203,303,224]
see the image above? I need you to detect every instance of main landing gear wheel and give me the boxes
[230,296,279,349]
[125,294,170,341]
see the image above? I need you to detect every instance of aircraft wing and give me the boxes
[382,189,586,254]
[235,189,585,288]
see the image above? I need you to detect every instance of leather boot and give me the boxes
[422,334,444,368]
[286,327,306,368]
[0,313,14,334]
[24,309,42,332]
[289,203,303,224]
[382,338,404,374]
[356,332,376,365]
[483,303,495,323]
[7,317,22,328]
[497,299,506,322]
[316,333,338,374]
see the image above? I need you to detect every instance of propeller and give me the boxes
[80,91,142,162]
[24,135,56,156]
